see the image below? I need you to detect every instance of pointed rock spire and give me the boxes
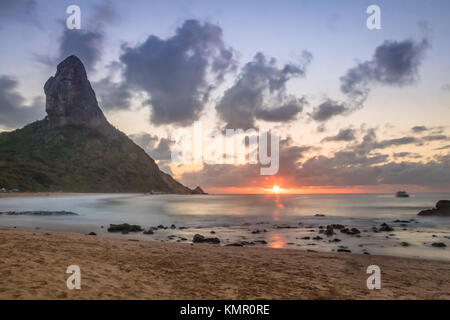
[44,55,107,129]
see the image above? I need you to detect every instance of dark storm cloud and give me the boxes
[216,51,312,129]
[37,1,120,71]
[311,100,347,122]
[312,38,430,122]
[340,38,429,97]
[92,78,132,111]
[0,75,44,128]
[130,132,173,161]
[57,29,104,71]
[321,128,356,142]
[120,19,236,126]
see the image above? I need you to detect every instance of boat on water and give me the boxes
[396,191,410,198]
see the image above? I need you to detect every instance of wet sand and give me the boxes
[0,227,449,300]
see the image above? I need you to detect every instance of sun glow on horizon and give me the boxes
[272,185,280,193]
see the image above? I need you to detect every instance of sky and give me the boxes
[0,0,449,193]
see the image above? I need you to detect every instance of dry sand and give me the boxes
[0,227,449,300]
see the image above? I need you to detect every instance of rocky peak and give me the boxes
[192,186,207,194]
[44,55,108,129]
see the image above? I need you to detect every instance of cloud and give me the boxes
[0,0,38,26]
[341,38,429,97]
[422,135,448,142]
[322,128,356,142]
[92,78,132,111]
[312,38,430,122]
[37,0,120,71]
[120,19,235,126]
[130,132,173,161]
[181,136,314,188]
[0,75,44,129]
[56,29,104,71]
[311,100,347,122]
[216,51,311,129]
[411,125,428,133]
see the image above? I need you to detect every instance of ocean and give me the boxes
[1,193,449,260]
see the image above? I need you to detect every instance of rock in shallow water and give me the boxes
[192,234,220,244]
[107,223,143,233]
[418,200,450,216]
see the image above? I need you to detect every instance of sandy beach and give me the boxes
[0,227,448,300]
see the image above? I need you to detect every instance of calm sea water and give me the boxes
[1,193,449,260]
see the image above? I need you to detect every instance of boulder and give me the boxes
[418,200,450,216]
[379,223,394,232]
[324,225,334,236]
[192,234,220,244]
[107,223,143,233]
[431,242,447,248]
[340,227,361,235]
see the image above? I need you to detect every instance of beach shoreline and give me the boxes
[0,227,449,300]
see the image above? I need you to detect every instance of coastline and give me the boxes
[0,227,449,300]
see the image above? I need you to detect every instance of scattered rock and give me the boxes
[315,214,326,217]
[329,238,341,243]
[312,236,323,241]
[300,236,311,240]
[107,223,143,233]
[226,243,244,247]
[431,242,447,248]
[324,225,334,236]
[341,227,361,235]
[87,232,97,236]
[143,229,154,235]
[254,240,267,245]
[307,249,317,253]
[400,242,410,247]
[193,234,220,244]
[393,220,410,223]
[379,223,394,232]
[331,224,345,229]
[170,224,176,229]
[210,230,216,234]
[337,249,352,253]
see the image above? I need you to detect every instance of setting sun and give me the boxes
[272,185,280,193]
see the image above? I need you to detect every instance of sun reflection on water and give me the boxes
[269,234,285,248]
